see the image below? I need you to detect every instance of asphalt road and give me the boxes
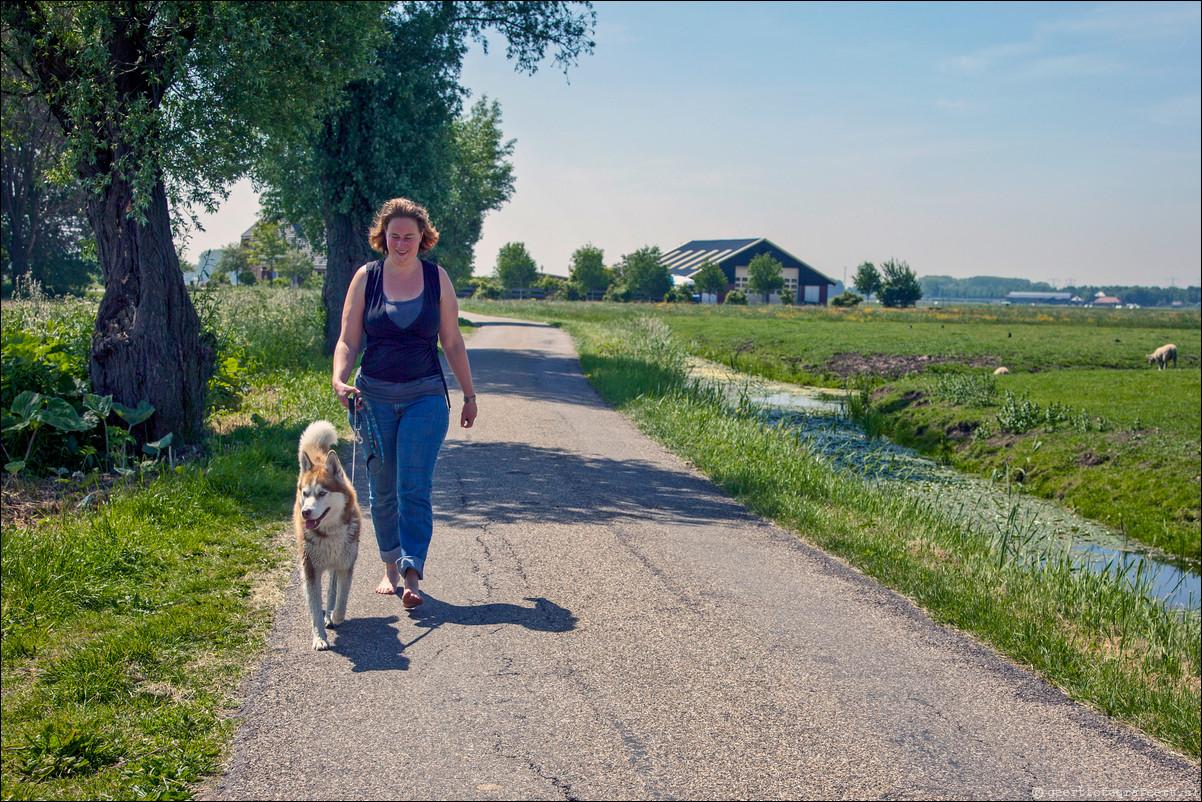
[208,313,1199,800]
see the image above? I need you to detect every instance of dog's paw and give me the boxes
[312,636,330,651]
[327,612,345,627]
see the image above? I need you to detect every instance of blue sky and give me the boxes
[185,1,1201,288]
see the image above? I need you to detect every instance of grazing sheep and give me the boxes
[993,367,1010,375]
[1147,343,1177,370]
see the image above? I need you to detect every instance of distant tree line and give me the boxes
[921,275,1200,307]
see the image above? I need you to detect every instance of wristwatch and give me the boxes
[464,395,477,404]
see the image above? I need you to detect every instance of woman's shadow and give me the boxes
[331,596,576,672]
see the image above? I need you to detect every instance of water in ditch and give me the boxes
[688,358,1201,611]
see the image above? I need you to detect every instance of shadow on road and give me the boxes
[327,615,410,672]
[407,595,577,632]
[455,348,606,407]
[434,439,753,528]
[327,598,577,673]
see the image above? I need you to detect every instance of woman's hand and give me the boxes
[334,379,359,410]
[460,398,477,428]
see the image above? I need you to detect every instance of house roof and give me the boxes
[659,238,761,273]
[1094,296,1122,304]
[659,238,835,285]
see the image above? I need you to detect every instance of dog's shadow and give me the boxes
[330,597,576,672]
[327,615,410,672]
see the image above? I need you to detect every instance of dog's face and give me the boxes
[297,451,350,533]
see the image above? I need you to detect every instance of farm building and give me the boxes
[240,222,327,282]
[659,238,835,304]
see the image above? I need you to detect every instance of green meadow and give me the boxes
[463,299,1201,560]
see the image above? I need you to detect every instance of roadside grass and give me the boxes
[2,286,345,800]
[464,300,1201,559]
[563,315,1201,759]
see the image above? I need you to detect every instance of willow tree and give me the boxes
[1,1,385,441]
[258,1,596,354]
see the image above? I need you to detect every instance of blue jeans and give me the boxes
[355,393,449,579]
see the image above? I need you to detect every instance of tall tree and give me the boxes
[258,1,596,354]
[426,98,516,287]
[877,258,923,308]
[0,77,96,294]
[692,261,728,301]
[568,243,610,292]
[747,253,784,303]
[853,261,881,301]
[246,221,289,282]
[2,1,384,441]
[618,246,671,301]
[495,242,539,289]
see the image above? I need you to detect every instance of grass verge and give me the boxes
[563,315,1201,759]
[1,359,345,800]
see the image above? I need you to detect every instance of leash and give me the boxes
[349,391,383,484]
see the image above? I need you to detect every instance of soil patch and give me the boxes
[824,352,998,378]
[1076,450,1108,467]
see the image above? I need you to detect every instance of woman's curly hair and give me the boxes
[367,198,440,254]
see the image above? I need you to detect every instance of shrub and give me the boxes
[929,373,997,407]
[779,289,794,305]
[472,277,504,300]
[723,289,748,305]
[603,284,633,303]
[829,291,863,307]
[664,284,696,303]
[538,275,569,299]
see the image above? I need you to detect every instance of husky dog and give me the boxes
[294,420,361,650]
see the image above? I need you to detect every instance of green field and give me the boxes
[463,299,1201,560]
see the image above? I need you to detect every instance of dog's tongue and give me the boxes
[305,510,327,531]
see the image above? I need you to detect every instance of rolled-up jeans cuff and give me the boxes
[399,556,425,581]
[380,546,404,564]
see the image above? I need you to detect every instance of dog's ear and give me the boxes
[300,451,313,472]
[326,450,344,478]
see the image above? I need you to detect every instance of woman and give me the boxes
[332,197,477,608]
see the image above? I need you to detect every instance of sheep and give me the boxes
[1147,343,1177,370]
[993,367,1010,375]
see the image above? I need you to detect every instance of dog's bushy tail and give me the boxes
[298,420,339,467]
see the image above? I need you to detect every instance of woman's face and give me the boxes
[385,216,422,264]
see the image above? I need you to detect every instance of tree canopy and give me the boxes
[256,1,596,353]
[692,261,728,298]
[495,242,539,289]
[0,82,96,295]
[747,253,784,302]
[569,244,610,292]
[877,259,923,308]
[2,1,386,441]
[853,261,881,300]
[617,246,671,301]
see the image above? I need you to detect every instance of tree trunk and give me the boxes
[322,207,376,355]
[87,173,213,444]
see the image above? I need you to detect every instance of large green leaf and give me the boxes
[83,394,113,418]
[10,390,42,419]
[32,398,92,432]
[112,400,155,426]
